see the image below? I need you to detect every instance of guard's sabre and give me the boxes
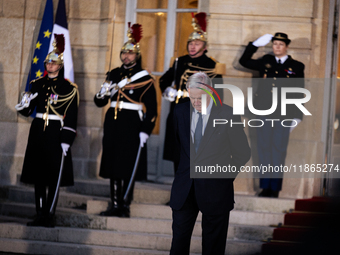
[49,152,65,213]
[123,145,142,202]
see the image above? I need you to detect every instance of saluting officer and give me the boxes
[94,23,157,217]
[160,12,225,173]
[239,32,305,198]
[15,34,79,227]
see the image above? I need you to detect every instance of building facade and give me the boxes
[1,0,339,198]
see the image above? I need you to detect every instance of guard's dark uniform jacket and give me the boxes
[94,63,157,181]
[159,53,224,163]
[239,42,305,120]
[19,75,79,187]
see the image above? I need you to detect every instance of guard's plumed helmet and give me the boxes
[121,22,143,57]
[44,34,65,65]
[187,12,208,43]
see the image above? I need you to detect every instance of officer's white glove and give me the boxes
[96,81,114,99]
[163,87,177,102]
[61,143,70,156]
[252,34,273,47]
[15,92,38,111]
[139,132,149,148]
[290,118,301,133]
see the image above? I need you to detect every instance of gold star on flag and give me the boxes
[36,41,42,50]
[32,56,39,64]
[35,69,43,78]
[44,29,51,38]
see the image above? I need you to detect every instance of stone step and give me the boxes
[67,179,171,205]
[0,237,170,255]
[4,182,295,213]
[0,223,262,254]
[0,200,284,227]
[87,200,284,226]
[1,185,103,209]
[0,202,274,241]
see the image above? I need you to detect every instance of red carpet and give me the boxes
[261,196,340,255]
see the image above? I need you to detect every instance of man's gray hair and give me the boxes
[186,72,212,90]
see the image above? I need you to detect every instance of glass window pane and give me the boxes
[177,0,198,9]
[137,0,168,9]
[173,12,193,58]
[137,12,167,73]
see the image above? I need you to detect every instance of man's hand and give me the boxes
[139,132,149,148]
[61,143,70,156]
[290,118,301,133]
[252,34,273,47]
[15,92,38,111]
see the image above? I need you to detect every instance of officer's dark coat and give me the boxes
[239,42,305,120]
[94,63,157,180]
[19,74,79,187]
[159,53,223,162]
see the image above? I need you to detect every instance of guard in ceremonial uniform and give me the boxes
[239,32,305,197]
[15,34,79,227]
[160,12,225,173]
[94,23,157,217]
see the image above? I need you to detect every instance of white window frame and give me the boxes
[125,0,197,76]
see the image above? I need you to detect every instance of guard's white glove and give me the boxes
[96,81,114,99]
[139,132,149,148]
[252,34,273,47]
[61,143,70,156]
[163,87,177,102]
[290,118,301,133]
[15,92,38,111]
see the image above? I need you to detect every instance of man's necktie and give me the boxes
[278,59,282,65]
[194,112,203,153]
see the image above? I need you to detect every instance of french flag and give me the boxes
[49,0,74,82]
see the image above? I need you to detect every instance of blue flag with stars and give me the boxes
[25,0,53,92]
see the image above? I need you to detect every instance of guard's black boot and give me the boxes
[119,179,133,218]
[120,203,130,218]
[27,187,46,227]
[100,180,122,217]
[44,213,55,228]
[27,211,45,227]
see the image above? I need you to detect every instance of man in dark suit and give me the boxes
[239,33,305,197]
[169,72,251,254]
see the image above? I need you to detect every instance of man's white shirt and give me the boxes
[191,98,213,142]
[275,55,288,64]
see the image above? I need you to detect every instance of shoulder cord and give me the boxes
[48,87,78,121]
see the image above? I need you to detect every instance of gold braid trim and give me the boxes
[114,78,153,119]
[44,87,78,129]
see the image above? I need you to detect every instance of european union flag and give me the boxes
[25,0,53,92]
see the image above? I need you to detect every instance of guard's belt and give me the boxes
[36,113,64,127]
[110,101,143,120]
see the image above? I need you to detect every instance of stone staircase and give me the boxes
[0,179,295,254]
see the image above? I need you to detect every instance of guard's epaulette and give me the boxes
[210,56,218,63]
[66,79,78,89]
[29,76,44,84]
[209,57,226,75]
